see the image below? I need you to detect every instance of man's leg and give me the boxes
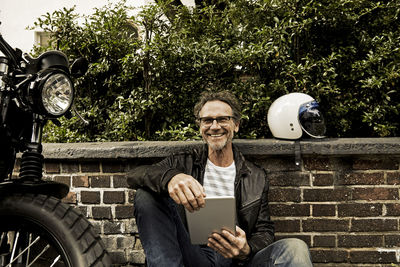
[134,188,217,267]
[248,238,313,267]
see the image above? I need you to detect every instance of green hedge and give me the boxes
[32,0,399,142]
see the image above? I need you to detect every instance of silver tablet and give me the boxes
[185,196,236,244]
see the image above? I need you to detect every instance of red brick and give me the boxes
[53,175,71,186]
[128,190,135,203]
[104,191,125,204]
[303,219,350,232]
[312,204,336,217]
[62,192,77,204]
[81,191,100,204]
[350,250,397,263]
[104,221,123,234]
[90,175,111,188]
[255,157,299,172]
[312,173,334,186]
[385,203,400,216]
[352,187,399,201]
[385,235,400,247]
[81,162,100,173]
[338,235,383,247]
[109,251,126,264]
[338,203,382,217]
[269,204,310,217]
[351,219,398,232]
[269,172,310,187]
[387,171,400,185]
[92,206,112,219]
[115,205,134,219]
[338,172,385,185]
[102,162,124,173]
[268,188,301,202]
[273,220,300,232]
[113,175,129,188]
[313,235,336,247]
[303,188,351,202]
[44,162,60,174]
[304,158,333,171]
[61,162,80,173]
[72,175,89,187]
[353,159,399,170]
[310,249,348,263]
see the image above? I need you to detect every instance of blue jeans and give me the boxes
[134,189,313,267]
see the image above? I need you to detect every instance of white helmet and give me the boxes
[267,92,326,140]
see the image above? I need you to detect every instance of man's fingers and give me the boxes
[212,232,233,251]
[179,181,200,211]
[190,180,206,208]
[180,179,205,211]
[167,173,206,212]
[169,191,181,205]
[175,183,195,212]
[208,237,232,258]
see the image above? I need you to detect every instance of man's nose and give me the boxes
[210,119,221,129]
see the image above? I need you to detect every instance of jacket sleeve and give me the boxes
[247,170,275,256]
[126,155,184,194]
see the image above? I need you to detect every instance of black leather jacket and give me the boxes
[127,144,275,257]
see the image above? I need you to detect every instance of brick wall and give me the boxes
[16,138,400,266]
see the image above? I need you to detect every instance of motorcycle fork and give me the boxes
[19,114,45,182]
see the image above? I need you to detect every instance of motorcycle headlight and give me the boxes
[41,73,74,116]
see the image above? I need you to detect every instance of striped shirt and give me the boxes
[203,159,236,197]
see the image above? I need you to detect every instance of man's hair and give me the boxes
[193,90,242,122]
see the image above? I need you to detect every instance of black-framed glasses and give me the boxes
[198,116,233,127]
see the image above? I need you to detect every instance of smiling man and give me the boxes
[128,91,313,267]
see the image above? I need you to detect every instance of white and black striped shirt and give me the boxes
[203,159,236,197]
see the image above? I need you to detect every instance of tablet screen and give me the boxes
[185,196,236,244]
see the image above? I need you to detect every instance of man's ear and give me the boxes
[234,122,240,133]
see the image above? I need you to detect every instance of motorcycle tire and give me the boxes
[0,193,112,267]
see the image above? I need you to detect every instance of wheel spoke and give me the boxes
[8,231,19,266]
[25,234,32,266]
[6,235,40,266]
[49,255,61,267]
[26,244,50,267]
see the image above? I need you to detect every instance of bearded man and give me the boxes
[128,91,313,267]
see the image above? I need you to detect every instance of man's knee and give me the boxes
[134,188,158,214]
[274,238,312,265]
[134,188,171,217]
[278,238,309,254]
[257,238,312,266]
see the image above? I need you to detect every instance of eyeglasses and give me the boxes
[198,116,233,127]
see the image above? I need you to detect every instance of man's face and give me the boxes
[198,100,239,152]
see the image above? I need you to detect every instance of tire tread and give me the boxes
[1,194,111,267]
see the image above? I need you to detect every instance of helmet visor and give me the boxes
[299,100,326,138]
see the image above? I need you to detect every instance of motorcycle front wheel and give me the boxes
[0,193,111,267]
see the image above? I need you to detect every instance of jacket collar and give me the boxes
[194,143,251,177]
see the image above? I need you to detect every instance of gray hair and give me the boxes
[193,90,242,122]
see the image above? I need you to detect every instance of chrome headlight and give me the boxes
[41,73,74,116]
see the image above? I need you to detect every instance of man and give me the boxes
[128,91,313,267]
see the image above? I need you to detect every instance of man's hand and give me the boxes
[167,173,206,212]
[207,226,251,260]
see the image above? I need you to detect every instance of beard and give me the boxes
[202,130,233,152]
[206,137,228,152]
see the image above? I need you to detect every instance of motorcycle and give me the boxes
[0,31,111,266]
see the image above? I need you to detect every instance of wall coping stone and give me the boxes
[42,137,400,160]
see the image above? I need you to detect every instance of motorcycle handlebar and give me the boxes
[0,34,19,67]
